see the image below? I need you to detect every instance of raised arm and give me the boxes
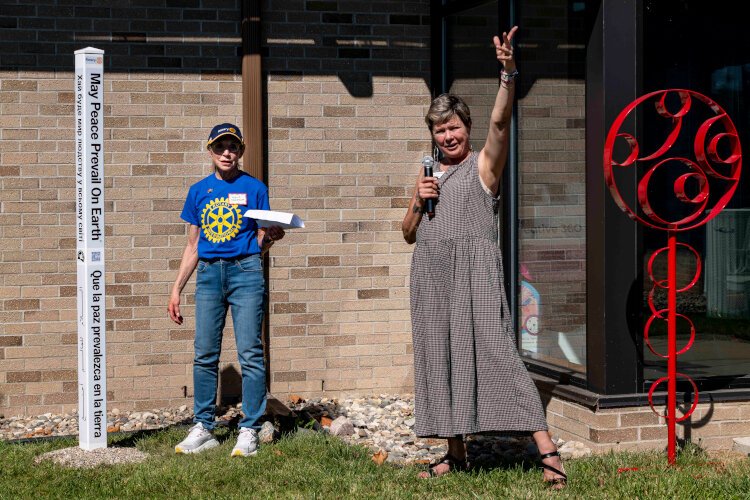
[478,26,518,195]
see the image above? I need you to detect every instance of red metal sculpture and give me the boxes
[604,89,742,464]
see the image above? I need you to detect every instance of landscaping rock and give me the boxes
[329,416,354,437]
[732,437,750,456]
[4,393,594,468]
[34,446,148,468]
[558,440,592,459]
[258,421,276,444]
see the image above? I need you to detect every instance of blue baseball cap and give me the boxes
[207,123,244,148]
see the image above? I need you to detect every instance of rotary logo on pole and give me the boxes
[75,47,107,450]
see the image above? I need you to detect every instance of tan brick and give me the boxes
[4,298,40,310]
[115,320,151,331]
[694,436,735,450]
[0,335,22,347]
[620,411,662,427]
[357,266,390,277]
[114,365,151,378]
[720,421,750,435]
[114,272,149,284]
[0,166,21,176]
[291,268,323,279]
[702,405,742,421]
[308,256,340,266]
[291,358,325,371]
[136,354,170,366]
[326,357,359,369]
[357,289,389,299]
[9,394,42,407]
[324,335,356,347]
[272,117,305,128]
[639,425,672,441]
[7,370,41,383]
[322,379,357,391]
[274,371,307,382]
[43,392,77,405]
[2,80,37,91]
[589,427,638,444]
[274,303,307,314]
[291,314,323,325]
[41,369,76,382]
[272,326,306,337]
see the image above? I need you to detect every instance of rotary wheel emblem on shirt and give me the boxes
[201,197,243,243]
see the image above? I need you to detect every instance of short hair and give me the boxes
[425,93,472,132]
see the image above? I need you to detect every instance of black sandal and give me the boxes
[419,454,468,478]
[539,451,568,487]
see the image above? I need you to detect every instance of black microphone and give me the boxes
[422,155,435,214]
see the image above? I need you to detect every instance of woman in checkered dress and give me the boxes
[402,27,567,487]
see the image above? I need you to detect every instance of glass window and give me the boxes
[441,1,591,376]
[642,1,750,384]
[516,1,591,374]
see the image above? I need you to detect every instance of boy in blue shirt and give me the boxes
[168,123,285,457]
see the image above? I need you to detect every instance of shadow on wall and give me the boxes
[678,393,713,446]
[2,2,599,100]
[261,4,431,97]
[1,2,242,73]
[1,2,433,97]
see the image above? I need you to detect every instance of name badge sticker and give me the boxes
[228,193,248,205]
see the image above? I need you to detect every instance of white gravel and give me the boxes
[3,393,592,469]
[34,446,149,468]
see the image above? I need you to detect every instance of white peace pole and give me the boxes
[75,47,107,450]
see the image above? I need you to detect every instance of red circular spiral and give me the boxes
[604,89,741,231]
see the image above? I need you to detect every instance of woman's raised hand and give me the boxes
[493,26,518,73]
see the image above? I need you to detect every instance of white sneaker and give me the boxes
[175,423,219,454]
[231,428,259,457]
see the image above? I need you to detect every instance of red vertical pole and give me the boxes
[604,89,740,467]
[667,231,677,464]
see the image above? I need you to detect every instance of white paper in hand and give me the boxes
[243,209,305,229]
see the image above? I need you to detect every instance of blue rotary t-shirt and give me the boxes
[180,171,269,259]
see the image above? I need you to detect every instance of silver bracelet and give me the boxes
[500,69,519,84]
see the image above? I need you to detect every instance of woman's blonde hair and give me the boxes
[425,93,472,132]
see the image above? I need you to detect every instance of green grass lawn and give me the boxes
[1,428,749,499]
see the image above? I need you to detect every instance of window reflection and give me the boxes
[515,1,591,374]
[443,0,591,375]
[643,0,750,384]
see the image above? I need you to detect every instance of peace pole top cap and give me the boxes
[207,123,244,148]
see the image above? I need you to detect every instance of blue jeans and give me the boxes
[193,254,266,430]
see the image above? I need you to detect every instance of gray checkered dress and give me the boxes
[410,152,548,438]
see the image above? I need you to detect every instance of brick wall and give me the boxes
[0,0,431,418]
[1,0,245,416]
[262,0,431,396]
[546,394,750,452]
